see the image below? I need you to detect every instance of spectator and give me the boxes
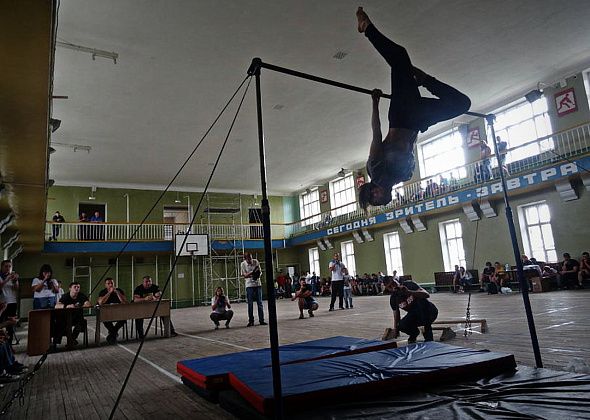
[89,211,104,240]
[386,278,439,344]
[542,265,558,284]
[309,272,319,296]
[578,251,590,289]
[210,287,233,329]
[275,270,287,299]
[451,265,461,293]
[78,212,89,240]
[51,211,65,241]
[480,261,495,292]
[0,304,26,381]
[285,274,293,298]
[97,277,128,344]
[328,253,346,311]
[0,261,19,343]
[292,278,318,319]
[458,267,474,292]
[342,269,353,309]
[240,253,266,327]
[56,280,65,302]
[54,282,91,347]
[496,136,509,176]
[558,253,579,289]
[492,261,508,288]
[133,276,178,338]
[31,264,59,309]
[479,140,492,181]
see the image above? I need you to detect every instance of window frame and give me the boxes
[340,240,356,276]
[308,247,320,277]
[329,173,357,217]
[438,219,466,271]
[517,201,557,263]
[383,231,404,276]
[299,188,321,227]
[417,127,467,180]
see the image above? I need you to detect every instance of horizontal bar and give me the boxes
[249,58,491,119]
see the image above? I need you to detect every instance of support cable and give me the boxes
[86,75,251,297]
[108,75,253,420]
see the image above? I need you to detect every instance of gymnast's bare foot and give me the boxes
[356,7,371,33]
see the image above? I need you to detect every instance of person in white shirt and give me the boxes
[0,260,19,343]
[328,253,346,311]
[210,287,233,330]
[240,253,266,327]
[31,264,59,309]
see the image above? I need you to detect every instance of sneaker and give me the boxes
[170,331,178,337]
[246,322,254,327]
[259,321,267,326]
[328,308,334,312]
[350,305,354,309]
[214,325,219,330]
[308,310,314,318]
[298,314,305,320]
[225,324,230,329]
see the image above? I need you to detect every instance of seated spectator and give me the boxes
[275,270,287,298]
[558,253,579,289]
[542,265,558,282]
[458,267,474,292]
[320,278,331,296]
[351,276,361,296]
[133,276,177,339]
[54,281,91,347]
[492,262,509,289]
[451,265,461,293]
[97,277,128,344]
[31,264,59,309]
[0,302,26,381]
[578,251,590,289]
[210,287,233,329]
[521,254,532,266]
[292,278,318,319]
[0,260,19,343]
[480,261,495,292]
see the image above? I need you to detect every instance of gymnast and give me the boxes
[356,7,471,211]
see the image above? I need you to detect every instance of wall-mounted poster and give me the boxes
[467,127,481,148]
[555,88,577,117]
[320,189,328,203]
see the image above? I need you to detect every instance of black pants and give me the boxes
[397,300,439,342]
[104,321,126,337]
[329,281,344,309]
[365,24,471,132]
[210,310,234,326]
[0,303,17,343]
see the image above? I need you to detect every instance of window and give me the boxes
[340,240,356,276]
[299,189,321,226]
[330,174,356,217]
[492,98,553,164]
[518,201,557,262]
[439,219,466,271]
[308,247,320,277]
[383,232,404,275]
[418,128,467,179]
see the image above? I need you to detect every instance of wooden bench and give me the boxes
[432,318,488,333]
[433,270,478,292]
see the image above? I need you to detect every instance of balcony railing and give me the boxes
[46,123,590,244]
[287,121,590,237]
[46,222,285,242]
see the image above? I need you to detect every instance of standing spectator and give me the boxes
[496,136,509,176]
[90,211,104,240]
[54,282,91,347]
[97,278,128,344]
[578,251,590,289]
[479,140,492,181]
[51,211,65,241]
[133,276,178,338]
[240,253,266,327]
[78,212,89,240]
[558,253,579,289]
[210,287,233,329]
[31,264,59,309]
[292,278,318,319]
[451,265,461,293]
[328,253,346,311]
[386,278,439,343]
[309,272,319,296]
[343,269,353,309]
[0,260,19,343]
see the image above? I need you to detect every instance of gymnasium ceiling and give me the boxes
[49,0,590,195]
[2,0,590,254]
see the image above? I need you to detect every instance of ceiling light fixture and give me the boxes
[337,168,348,178]
[88,186,97,200]
[49,118,61,133]
[51,142,92,153]
[174,192,182,204]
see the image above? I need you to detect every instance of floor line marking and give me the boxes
[87,325,181,383]
[541,321,575,330]
[177,332,253,351]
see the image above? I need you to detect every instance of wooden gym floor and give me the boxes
[3,289,589,419]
